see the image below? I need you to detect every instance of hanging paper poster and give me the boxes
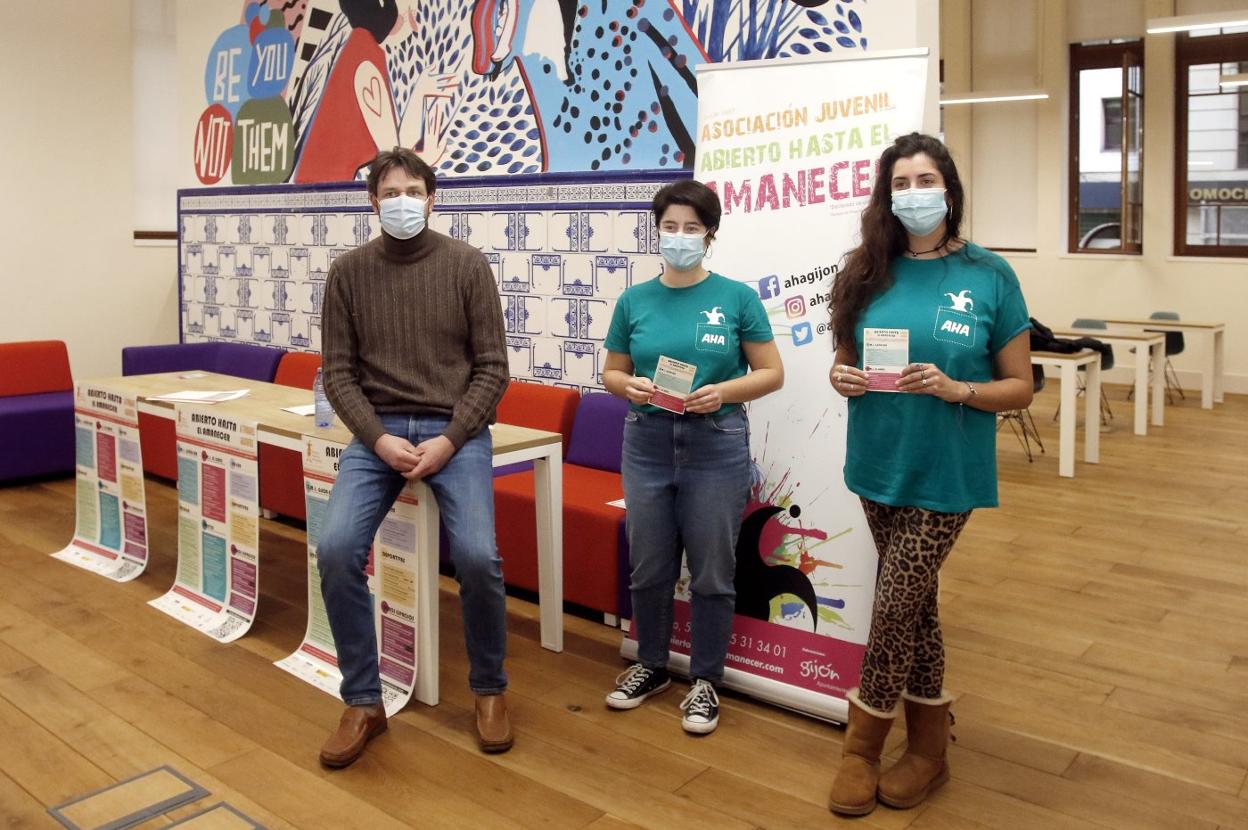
[274,435,418,717]
[52,384,150,582]
[149,405,261,643]
[623,50,929,723]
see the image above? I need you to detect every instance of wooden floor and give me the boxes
[0,385,1245,829]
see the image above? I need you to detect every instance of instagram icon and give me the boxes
[784,296,806,319]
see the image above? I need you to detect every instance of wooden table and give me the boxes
[1054,329,1166,436]
[96,371,564,707]
[1030,350,1101,477]
[1099,318,1226,409]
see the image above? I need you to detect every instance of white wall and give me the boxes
[134,0,180,231]
[966,0,1039,250]
[943,0,1248,394]
[0,1,178,380]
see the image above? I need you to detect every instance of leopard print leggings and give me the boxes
[857,498,971,712]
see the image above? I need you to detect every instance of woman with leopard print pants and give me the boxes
[826,133,1034,816]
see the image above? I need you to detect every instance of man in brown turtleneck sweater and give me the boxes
[315,148,512,768]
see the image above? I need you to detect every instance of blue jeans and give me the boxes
[622,407,752,684]
[317,414,507,704]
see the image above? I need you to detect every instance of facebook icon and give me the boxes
[757,275,781,299]
[791,322,814,346]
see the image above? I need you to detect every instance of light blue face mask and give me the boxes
[659,231,707,271]
[891,187,948,236]
[379,194,428,239]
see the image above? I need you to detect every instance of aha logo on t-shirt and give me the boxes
[933,289,977,347]
[696,306,730,353]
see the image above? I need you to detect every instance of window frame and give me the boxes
[1068,40,1144,255]
[1174,31,1248,258]
[1102,97,1123,152]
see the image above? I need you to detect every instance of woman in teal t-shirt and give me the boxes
[825,134,1033,817]
[601,180,784,735]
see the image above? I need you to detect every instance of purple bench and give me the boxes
[121,341,285,382]
[0,341,75,483]
[121,342,285,480]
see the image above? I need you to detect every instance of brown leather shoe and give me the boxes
[475,693,514,753]
[319,703,387,768]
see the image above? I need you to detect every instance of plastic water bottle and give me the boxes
[313,368,333,428]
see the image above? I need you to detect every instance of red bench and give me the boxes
[123,342,285,480]
[258,352,323,520]
[494,392,629,618]
[0,340,74,482]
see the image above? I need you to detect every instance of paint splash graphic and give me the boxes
[742,435,857,632]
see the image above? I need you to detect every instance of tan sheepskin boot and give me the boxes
[828,688,898,816]
[877,690,954,809]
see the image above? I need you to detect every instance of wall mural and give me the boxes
[193,0,872,184]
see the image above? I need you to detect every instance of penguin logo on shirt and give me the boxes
[702,307,727,325]
[945,290,974,312]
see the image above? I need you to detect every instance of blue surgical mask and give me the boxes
[659,232,707,271]
[891,187,948,236]
[379,195,428,239]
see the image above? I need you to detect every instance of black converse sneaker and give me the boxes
[680,679,720,734]
[605,664,671,709]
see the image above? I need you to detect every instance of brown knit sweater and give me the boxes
[321,229,508,450]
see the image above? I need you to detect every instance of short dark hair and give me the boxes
[651,179,721,236]
[366,147,437,197]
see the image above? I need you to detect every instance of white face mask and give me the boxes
[659,231,707,270]
[379,194,428,239]
[891,187,948,236]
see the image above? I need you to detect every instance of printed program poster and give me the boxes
[274,435,418,716]
[52,384,150,582]
[149,405,261,643]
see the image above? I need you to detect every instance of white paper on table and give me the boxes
[148,389,251,404]
[606,498,626,509]
[863,328,908,393]
[178,372,209,379]
[282,404,316,416]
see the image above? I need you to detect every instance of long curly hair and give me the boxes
[830,133,965,362]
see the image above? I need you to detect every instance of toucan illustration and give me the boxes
[734,505,819,630]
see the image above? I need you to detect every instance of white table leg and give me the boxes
[413,481,441,706]
[1213,329,1225,405]
[1132,343,1147,436]
[1150,340,1165,427]
[533,447,564,653]
[1085,356,1101,465]
[1201,330,1215,409]
[1059,362,1076,478]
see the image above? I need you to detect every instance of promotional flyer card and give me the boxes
[864,329,909,392]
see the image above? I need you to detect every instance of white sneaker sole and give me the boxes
[605,679,671,710]
[682,716,719,734]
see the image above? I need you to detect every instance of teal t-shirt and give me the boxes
[844,243,1030,513]
[604,272,774,413]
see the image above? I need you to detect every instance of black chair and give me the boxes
[1148,310,1186,403]
[1054,318,1113,425]
[1000,365,1046,462]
